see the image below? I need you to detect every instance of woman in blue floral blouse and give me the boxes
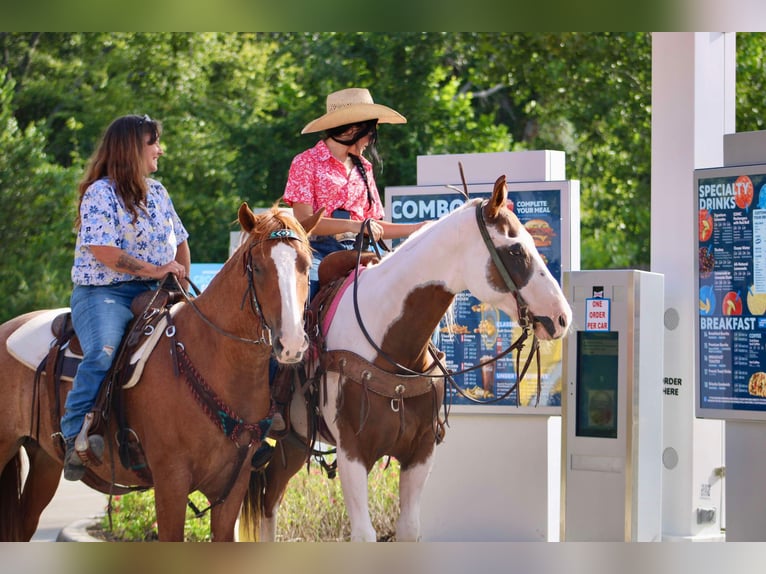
[61,114,190,481]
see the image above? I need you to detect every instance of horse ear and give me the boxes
[238,202,257,233]
[487,175,508,219]
[299,207,325,235]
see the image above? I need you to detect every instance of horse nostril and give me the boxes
[558,315,567,328]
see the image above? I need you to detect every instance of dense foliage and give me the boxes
[1,33,762,322]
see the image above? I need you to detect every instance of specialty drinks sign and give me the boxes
[696,166,766,419]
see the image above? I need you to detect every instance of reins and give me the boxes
[165,226,308,516]
[347,200,544,405]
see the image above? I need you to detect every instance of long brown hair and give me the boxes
[75,114,162,228]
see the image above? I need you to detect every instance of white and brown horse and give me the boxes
[242,175,572,542]
[0,204,318,541]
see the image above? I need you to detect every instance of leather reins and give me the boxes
[348,199,543,405]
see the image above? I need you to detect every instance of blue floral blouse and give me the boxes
[71,178,189,286]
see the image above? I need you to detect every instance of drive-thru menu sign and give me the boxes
[696,165,766,420]
[386,180,578,414]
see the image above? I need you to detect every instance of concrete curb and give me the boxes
[56,517,104,542]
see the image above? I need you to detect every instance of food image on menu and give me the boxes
[474,317,497,339]
[524,218,555,247]
[463,385,494,400]
[699,209,713,242]
[722,291,743,316]
[747,285,766,315]
[734,175,754,209]
[699,246,714,277]
[440,323,469,335]
[475,306,499,348]
[699,285,716,315]
[748,372,766,397]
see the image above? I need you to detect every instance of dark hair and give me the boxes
[326,119,380,167]
[76,114,162,227]
[327,119,380,207]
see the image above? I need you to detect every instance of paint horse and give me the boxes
[0,204,319,541]
[242,175,572,541]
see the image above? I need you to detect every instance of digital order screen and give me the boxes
[576,331,619,439]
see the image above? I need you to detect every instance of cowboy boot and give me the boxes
[267,365,295,439]
[63,437,86,481]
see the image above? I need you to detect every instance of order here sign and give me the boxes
[585,297,611,331]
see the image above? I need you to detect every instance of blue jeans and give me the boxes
[60,281,157,439]
[309,236,356,300]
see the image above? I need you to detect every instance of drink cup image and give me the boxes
[480,355,496,396]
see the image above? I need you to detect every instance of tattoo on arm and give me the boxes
[116,254,145,274]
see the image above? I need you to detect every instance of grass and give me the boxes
[95,456,401,542]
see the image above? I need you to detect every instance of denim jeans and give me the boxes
[60,281,157,439]
[309,236,356,300]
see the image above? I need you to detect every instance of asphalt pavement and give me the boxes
[30,476,107,542]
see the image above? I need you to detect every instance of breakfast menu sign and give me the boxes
[385,180,578,414]
[696,165,766,420]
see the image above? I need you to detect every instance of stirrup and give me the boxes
[63,438,86,481]
[74,413,105,466]
[266,412,288,440]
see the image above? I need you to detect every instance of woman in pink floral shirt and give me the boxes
[283,88,428,299]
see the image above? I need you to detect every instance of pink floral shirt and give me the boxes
[282,140,384,221]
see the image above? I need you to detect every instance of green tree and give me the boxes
[736,33,766,133]
[441,32,653,269]
[0,70,79,317]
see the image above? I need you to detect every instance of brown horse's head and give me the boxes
[237,203,316,363]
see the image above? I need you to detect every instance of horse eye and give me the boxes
[508,243,524,257]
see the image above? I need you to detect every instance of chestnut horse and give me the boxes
[0,204,318,541]
[242,175,572,542]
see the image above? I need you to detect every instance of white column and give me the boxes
[651,32,735,540]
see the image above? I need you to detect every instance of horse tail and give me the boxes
[239,469,266,542]
[0,451,24,541]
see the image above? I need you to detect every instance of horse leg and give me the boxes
[396,454,435,542]
[210,484,250,542]
[238,438,307,542]
[19,442,64,540]
[261,438,306,541]
[153,481,191,542]
[0,444,24,541]
[336,448,376,542]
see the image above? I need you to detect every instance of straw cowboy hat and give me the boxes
[301,88,407,134]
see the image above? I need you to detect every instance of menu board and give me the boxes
[696,165,766,420]
[385,181,578,415]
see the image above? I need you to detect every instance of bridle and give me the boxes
[158,227,310,517]
[179,228,308,346]
[349,200,542,404]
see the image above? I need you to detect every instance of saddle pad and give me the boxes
[5,304,179,387]
[122,311,172,389]
[322,266,365,338]
[6,308,72,371]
